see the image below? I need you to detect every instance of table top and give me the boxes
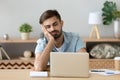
[0,69,120,80]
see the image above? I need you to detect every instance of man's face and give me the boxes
[42,16,63,39]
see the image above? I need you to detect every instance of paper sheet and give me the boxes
[90,69,120,76]
[30,71,48,77]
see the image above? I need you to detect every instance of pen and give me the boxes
[91,69,105,72]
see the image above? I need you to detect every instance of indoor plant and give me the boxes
[102,1,120,25]
[102,1,120,38]
[19,23,32,40]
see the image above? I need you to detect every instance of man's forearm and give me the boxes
[35,40,54,71]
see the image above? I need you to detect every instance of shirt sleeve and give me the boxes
[75,37,86,51]
[34,38,46,54]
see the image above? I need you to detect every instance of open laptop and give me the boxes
[50,52,90,77]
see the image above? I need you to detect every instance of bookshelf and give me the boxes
[0,38,120,69]
[0,38,37,43]
[0,38,37,59]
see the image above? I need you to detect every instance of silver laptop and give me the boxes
[50,52,90,77]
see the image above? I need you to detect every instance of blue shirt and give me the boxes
[35,31,85,54]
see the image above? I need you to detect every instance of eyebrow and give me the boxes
[53,21,58,25]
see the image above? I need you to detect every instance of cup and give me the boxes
[114,57,120,71]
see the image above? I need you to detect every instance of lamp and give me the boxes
[88,12,102,39]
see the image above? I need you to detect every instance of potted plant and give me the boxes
[102,1,118,25]
[102,1,120,38]
[19,23,32,40]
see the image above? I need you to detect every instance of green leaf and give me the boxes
[102,1,118,25]
[19,23,32,32]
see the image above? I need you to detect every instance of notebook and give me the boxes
[50,52,90,77]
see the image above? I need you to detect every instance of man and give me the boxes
[34,10,86,71]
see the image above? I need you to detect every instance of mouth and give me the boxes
[50,31,59,35]
[51,32,58,35]
[49,30,62,39]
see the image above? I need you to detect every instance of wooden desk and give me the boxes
[0,69,120,80]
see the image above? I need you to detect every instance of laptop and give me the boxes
[50,52,90,77]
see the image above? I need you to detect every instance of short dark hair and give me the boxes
[39,10,61,24]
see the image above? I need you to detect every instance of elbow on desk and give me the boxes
[34,64,47,71]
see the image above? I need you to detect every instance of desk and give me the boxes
[0,70,120,80]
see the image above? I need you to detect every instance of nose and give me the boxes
[50,26,55,31]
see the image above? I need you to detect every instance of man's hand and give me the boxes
[77,48,86,52]
[41,25,54,42]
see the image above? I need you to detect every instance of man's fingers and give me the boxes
[41,25,48,35]
[40,25,54,41]
[41,25,50,37]
[41,25,47,32]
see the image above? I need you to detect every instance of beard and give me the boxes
[50,29,62,39]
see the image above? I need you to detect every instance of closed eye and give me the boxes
[53,22,58,26]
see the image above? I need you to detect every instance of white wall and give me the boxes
[0,0,120,39]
